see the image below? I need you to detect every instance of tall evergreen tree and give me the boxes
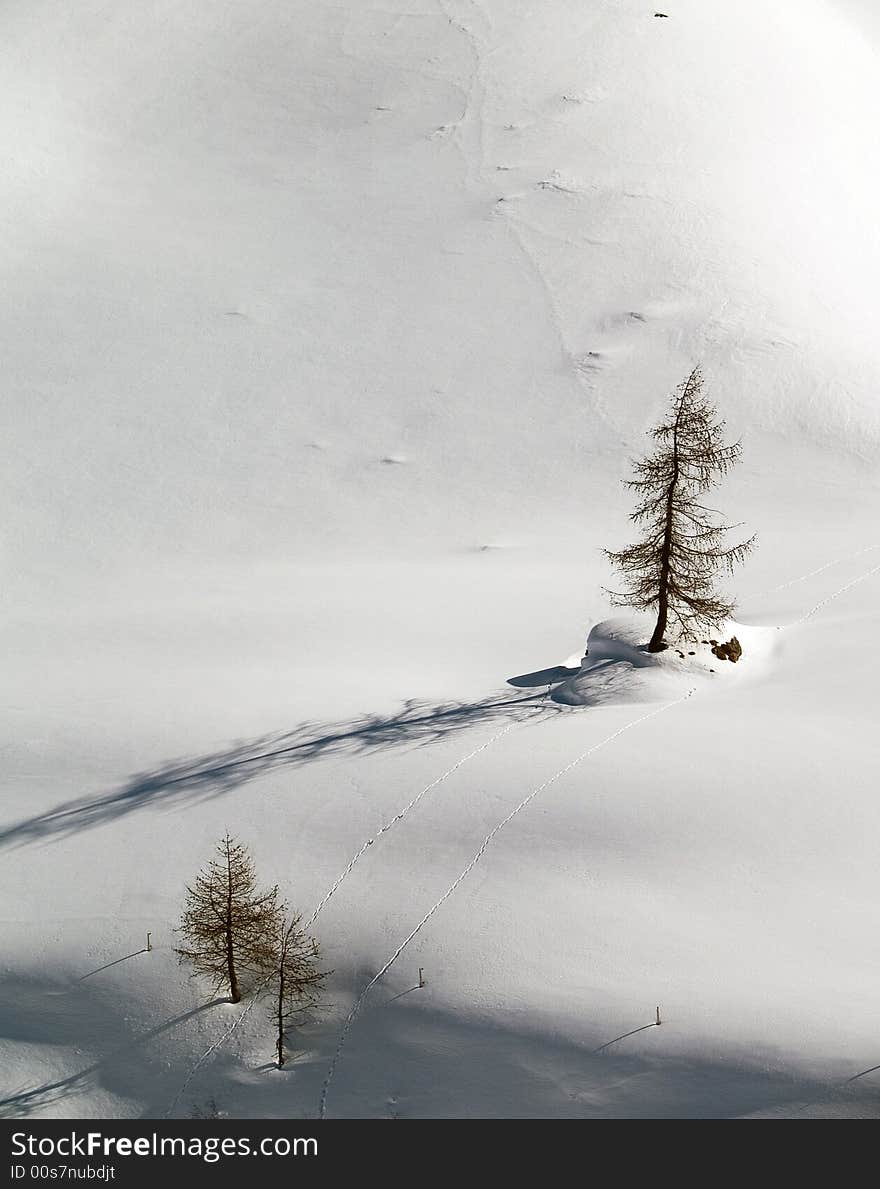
[175,834,281,1003]
[268,911,327,1067]
[605,367,755,652]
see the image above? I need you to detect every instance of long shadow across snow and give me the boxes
[0,986,225,1119]
[0,692,552,851]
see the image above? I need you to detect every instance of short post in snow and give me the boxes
[146,932,152,953]
[655,1005,661,1026]
[418,968,426,989]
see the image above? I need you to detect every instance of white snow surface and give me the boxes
[3,0,880,1119]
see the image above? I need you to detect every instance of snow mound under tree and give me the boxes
[551,617,778,705]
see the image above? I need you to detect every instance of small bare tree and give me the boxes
[605,367,755,652]
[176,834,281,1003]
[268,911,327,1068]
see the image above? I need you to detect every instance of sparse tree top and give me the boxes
[175,833,282,1002]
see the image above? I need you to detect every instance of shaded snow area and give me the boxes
[3,0,880,1120]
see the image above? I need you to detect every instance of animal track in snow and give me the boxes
[318,686,698,1118]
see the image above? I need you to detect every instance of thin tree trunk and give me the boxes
[648,397,684,652]
[648,491,674,650]
[225,839,241,1003]
[648,585,669,651]
[276,962,285,1068]
[226,933,240,1002]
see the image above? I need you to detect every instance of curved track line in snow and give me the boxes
[164,711,541,1117]
[786,556,880,627]
[304,715,528,929]
[747,543,880,600]
[318,686,697,1118]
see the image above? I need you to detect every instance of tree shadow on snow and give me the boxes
[4,969,877,1120]
[0,692,554,851]
[0,974,225,1118]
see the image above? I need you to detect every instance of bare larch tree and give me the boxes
[605,367,755,652]
[268,911,327,1067]
[176,834,282,1003]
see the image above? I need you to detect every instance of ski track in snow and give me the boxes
[164,546,880,1118]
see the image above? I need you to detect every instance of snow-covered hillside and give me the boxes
[3,0,880,1119]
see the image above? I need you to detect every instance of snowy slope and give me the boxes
[3,0,880,1119]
